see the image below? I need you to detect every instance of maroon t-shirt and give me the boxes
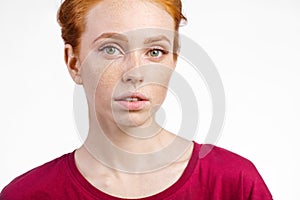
[0,142,272,199]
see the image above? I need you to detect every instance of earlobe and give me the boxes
[64,44,82,85]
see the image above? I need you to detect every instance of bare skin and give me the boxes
[75,137,193,198]
[65,0,194,198]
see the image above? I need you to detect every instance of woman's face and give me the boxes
[78,0,176,129]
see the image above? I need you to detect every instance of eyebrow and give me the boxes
[92,32,128,44]
[92,32,171,45]
[144,35,171,45]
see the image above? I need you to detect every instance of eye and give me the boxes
[104,46,121,55]
[148,49,164,58]
[98,45,123,57]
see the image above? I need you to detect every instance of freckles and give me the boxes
[98,65,123,88]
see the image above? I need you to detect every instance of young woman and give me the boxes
[0,0,272,199]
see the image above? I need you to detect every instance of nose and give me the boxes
[122,51,144,85]
[122,71,144,85]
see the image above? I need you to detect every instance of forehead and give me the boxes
[82,0,175,42]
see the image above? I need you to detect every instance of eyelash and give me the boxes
[147,48,169,58]
[98,44,123,56]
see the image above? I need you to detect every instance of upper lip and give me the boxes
[114,92,149,101]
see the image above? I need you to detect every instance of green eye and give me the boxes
[149,49,163,57]
[104,46,118,55]
[99,45,122,57]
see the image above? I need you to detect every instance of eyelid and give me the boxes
[148,43,170,50]
[148,46,169,53]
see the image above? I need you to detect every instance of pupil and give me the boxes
[106,47,115,54]
[151,50,159,57]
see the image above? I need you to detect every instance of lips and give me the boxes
[114,92,149,110]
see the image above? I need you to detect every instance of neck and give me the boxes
[79,111,192,173]
[92,111,174,148]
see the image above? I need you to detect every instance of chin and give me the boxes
[114,112,153,127]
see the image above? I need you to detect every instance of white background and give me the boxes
[0,0,299,199]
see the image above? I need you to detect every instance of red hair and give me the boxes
[57,0,186,55]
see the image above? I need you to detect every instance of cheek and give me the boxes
[161,55,176,69]
[145,84,168,104]
[100,63,123,86]
[155,86,168,102]
[95,64,123,102]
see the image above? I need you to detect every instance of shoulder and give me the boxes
[191,142,273,199]
[0,152,73,200]
[198,144,266,184]
[199,144,256,170]
[193,142,256,172]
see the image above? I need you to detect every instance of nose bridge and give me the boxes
[126,50,142,70]
[122,50,144,85]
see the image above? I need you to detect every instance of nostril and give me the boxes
[122,73,144,84]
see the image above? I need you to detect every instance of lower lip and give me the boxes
[116,100,148,110]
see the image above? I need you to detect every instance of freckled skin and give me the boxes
[66,1,194,198]
[78,0,176,128]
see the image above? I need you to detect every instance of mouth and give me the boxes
[114,92,149,110]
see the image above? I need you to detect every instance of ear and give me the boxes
[64,44,83,85]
